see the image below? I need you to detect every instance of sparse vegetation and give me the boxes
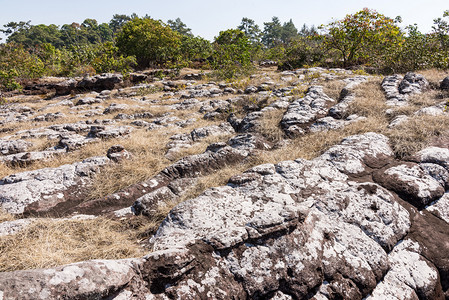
[1,8,449,280]
[0,217,147,272]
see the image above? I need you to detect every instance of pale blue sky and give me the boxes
[0,0,447,41]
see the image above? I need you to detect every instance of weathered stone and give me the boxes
[103,103,129,114]
[367,239,440,300]
[281,86,335,137]
[0,156,110,214]
[107,144,132,162]
[329,76,368,119]
[382,75,408,106]
[33,112,65,122]
[441,76,449,90]
[374,163,445,208]
[0,149,66,167]
[75,97,102,106]
[0,259,145,300]
[319,132,393,176]
[398,72,429,95]
[77,73,123,91]
[415,102,448,116]
[388,114,410,128]
[58,133,97,151]
[88,125,133,139]
[426,192,449,224]
[382,73,429,107]
[0,139,32,155]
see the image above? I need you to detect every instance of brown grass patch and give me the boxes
[387,115,449,158]
[323,79,347,100]
[258,109,286,143]
[0,217,147,272]
[0,209,15,223]
[348,78,389,120]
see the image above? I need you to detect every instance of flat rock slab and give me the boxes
[374,163,445,209]
[0,156,110,214]
[0,139,32,155]
[281,86,335,137]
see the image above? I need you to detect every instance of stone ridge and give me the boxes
[1,132,448,299]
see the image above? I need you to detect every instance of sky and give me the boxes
[0,0,447,41]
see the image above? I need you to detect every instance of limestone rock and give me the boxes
[77,73,123,91]
[0,139,32,155]
[375,163,445,208]
[0,156,110,214]
[441,76,449,90]
[281,86,335,137]
[319,132,393,176]
[0,259,145,300]
[398,72,429,95]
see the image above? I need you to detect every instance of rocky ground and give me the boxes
[0,67,449,299]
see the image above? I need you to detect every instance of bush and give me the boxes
[279,36,325,70]
[211,29,254,79]
[180,35,213,67]
[116,17,181,68]
[0,43,47,91]
[320,8,403,68]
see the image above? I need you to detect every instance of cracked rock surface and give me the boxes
[2,133,449,299]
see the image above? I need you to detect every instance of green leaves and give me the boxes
[321,8,404,68]
[116,17,181,68]
[211,29,254,79]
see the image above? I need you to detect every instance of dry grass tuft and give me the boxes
[323,79,347,100]
[348,79,389,120]
[0,209,15,223]
[0,217,147,272]
[258,109,286,143]
[387,115,449,158]
[87,130,170,200]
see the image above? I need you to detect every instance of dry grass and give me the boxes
[387,115,449,158]
[323,79,347,100]
[0,217,147,272]
[258,109,286,143]
[87,117,223,200]
[86,129,170,200]
[418,69,449,88]
[0,209,15,223]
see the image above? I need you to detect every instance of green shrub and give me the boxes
[116,17,181,68]
[279,36,325,69]
[320,8,403,68]
[211,29,254,79]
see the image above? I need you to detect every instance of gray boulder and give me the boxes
[281,86,335,137]
[0,156,110,214]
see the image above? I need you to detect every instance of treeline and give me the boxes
[1,9,449,92]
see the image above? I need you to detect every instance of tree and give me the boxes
[280,19,298,44]
[238,18,261,44]
[180,35,213,65]
[109,14,137,34]
[167,18,193,36]
[0,21,31,36]
[211,29,253,78]
[299,24,317,37]
[432,10,449,52]
[320,8,403,67]
[115,17,182,68]
[262,17,283,48]
[280,36,325,70]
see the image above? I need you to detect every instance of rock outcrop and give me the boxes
[2,133,448,299]
[0,156,109,214]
